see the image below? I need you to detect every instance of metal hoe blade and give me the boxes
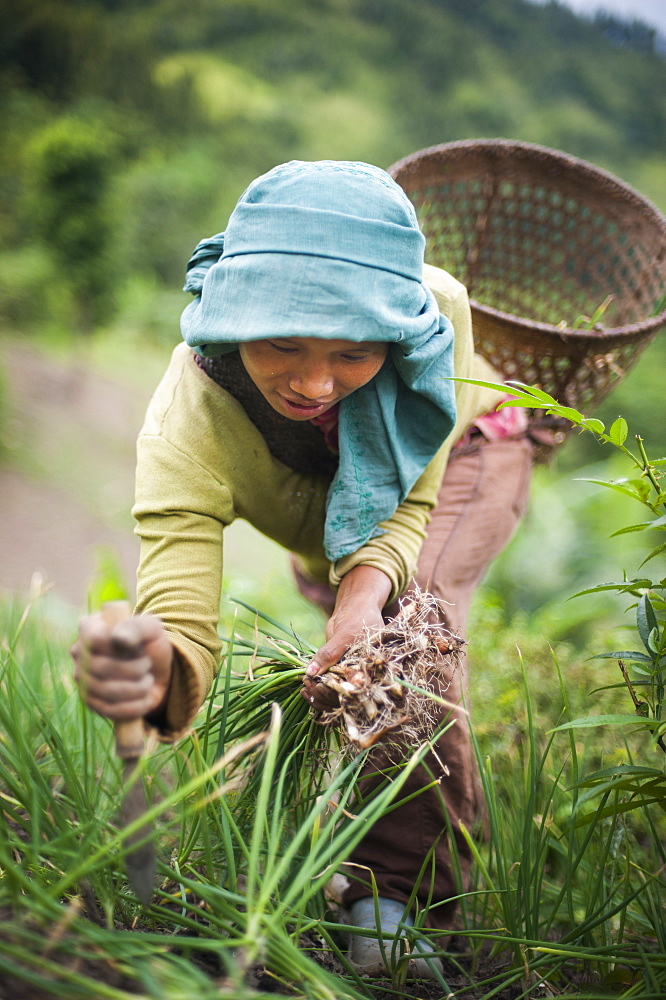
[120,756,156,906]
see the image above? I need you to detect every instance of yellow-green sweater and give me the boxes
[133,264,504,738]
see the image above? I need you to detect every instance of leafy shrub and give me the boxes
[26,116,121,332]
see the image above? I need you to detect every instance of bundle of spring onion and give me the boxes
[213,592,463,775]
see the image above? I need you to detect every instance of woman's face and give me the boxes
[238,337,388,421]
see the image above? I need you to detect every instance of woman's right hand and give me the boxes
[71,612,174,722]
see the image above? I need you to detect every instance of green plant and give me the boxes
[0,591,442,998]
[456,652,666,997]
[461,378,665,765]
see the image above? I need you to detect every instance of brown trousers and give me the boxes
[337,436,535,930]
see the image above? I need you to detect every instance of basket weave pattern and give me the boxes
[390,140,666,411]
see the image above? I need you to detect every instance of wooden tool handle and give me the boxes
[101,601,146,760]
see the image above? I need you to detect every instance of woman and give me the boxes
[72,160,533,978]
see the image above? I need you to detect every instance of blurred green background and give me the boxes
[0,0,664,644]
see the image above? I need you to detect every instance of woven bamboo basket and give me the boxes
[389,139,666,413]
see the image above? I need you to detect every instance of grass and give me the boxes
[0,585,664,999]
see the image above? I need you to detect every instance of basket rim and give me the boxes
[389,137,666,226]
[389,138,666,343]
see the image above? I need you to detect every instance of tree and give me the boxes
[28,116,119,333]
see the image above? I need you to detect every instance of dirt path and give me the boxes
[0,340,150,607]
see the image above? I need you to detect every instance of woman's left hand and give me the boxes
[301,565,391,710]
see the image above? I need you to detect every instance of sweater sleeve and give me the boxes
[132,347,239,740]
[133,437,230,739]
[328,265,504,601]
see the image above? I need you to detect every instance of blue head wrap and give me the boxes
[181,160,456,562]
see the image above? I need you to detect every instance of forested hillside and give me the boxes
[1,0,664,326]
